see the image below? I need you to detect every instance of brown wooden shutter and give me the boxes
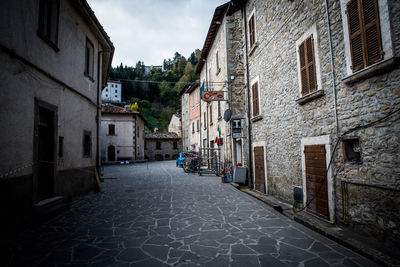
[252,82,259,116]
[362,0,382,65]
[347,0,382,72]
[298,35,316,95]
[249,15,255,47]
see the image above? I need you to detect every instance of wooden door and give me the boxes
[305,145,329,219]
[254,146,265,193]
[108,145,115,161]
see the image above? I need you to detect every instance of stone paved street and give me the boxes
[0,161,379,266]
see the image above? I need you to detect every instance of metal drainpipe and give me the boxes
[97,50,111,174]
[324,0,339,224]
[243,5,253,189]
[324,0,339,135]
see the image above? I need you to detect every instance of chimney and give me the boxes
[154,128,158,133]
[124,105,130,111]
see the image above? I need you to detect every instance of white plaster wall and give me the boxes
[101,114,135,161]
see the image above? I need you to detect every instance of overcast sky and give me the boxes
[87,0,227,67]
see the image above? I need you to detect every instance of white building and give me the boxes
[168,114,181,136]
[102,81,122,103]
[101,104,146,162]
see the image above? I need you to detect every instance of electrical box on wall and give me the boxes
[232,119,242,139]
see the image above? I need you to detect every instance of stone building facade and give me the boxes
[168,114,181,137]
[195,2,248,172]
[101,104,146,163]
[237,0,400,243]
[0,0,113,226]
[144,132,182,161]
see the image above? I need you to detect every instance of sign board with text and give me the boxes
[202,91,224,101]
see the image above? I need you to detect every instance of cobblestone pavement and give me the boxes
[0,161,379,266]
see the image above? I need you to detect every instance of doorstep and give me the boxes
[230,183,400,267]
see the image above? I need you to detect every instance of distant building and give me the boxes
[0,0,114,226]
[144,132,182,161]
[101,104,146,162]
[102,81,122,103]
[144,65,163,75]
[168,114,181,136]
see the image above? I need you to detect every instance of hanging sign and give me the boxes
[202,91,224,101]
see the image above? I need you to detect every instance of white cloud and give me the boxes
[87,0,228,67]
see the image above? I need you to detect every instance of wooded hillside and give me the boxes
[108,50,200,131]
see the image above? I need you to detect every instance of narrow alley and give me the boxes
[1,161,378,267]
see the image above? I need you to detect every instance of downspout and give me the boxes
[243,5,253,189]
[324,0,339,134]
[324,0,339,224]
[97,50,112,174]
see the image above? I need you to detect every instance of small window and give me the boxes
[251,81,259,117]
[115,95,118,98]
[343,138,361,163]
[192,122,195,133]
[105,94,108,97]
[58,136,63,157]
[298,35,317,95]
[108,124,115,135]
[111,84,114,87]
[173,141,178,149]
[218,101,221,118]
[85,38,94,79]
[165,154,170,159]
[204,112,207,129]
[216,51,220,74]
[83,131,91,157]
[197,120,199,132]
[38,0,60,47]
[156,141,161,150]
[115,90,117,93]
[106,89,108,92]
[248,13,255,48]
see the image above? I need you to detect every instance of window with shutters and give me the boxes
[251,80,260,118]
[347,0,382,72]
[341,0,394,81]
[108,124,115,135]
[298,35,317,96]
[216,51,221,75]
[295,24,323,104]
[209,104,213,125]
[248,11,256,49]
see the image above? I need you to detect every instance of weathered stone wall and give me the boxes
[245,0,400,242]
[144,139,182,161]
[226,10,248,167]
[332,0,400,243]
[245,0,337,200]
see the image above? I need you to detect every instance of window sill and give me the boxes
[37,31,59,52]
[251,115,263,123]
[296,89,325,105]
[343,57,399,85]
[84,73,95,83]
[249,41,259,57]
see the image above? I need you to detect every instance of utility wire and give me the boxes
[114,78,227,85]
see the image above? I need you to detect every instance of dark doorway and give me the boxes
[36,105,56,201]
[108,145,115,161]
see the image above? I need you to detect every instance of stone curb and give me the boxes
[229,183,400,267]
